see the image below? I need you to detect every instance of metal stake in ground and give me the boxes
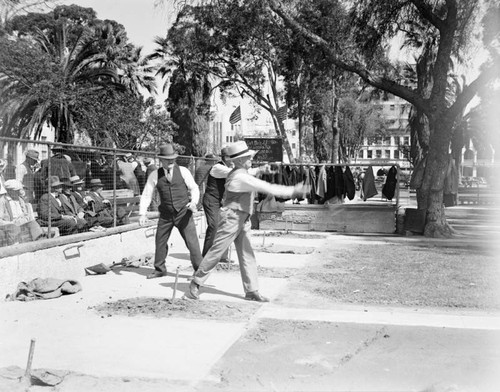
[20,338,36,386]
[171,265,181,303]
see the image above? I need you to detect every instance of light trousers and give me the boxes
[193,208,259,294]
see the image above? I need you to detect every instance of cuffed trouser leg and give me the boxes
[233,218,259,293]
[194,209,256,292]
[154,217,174,274]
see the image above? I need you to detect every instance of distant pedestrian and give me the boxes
[16,149,40,203]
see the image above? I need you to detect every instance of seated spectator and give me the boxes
[87,179,129,226]
[69,175,108,230]
[0,179,45,246]
[37,176,79,236]
[59,179,89,233]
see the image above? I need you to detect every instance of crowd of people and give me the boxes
[2,140,311,303]
[0,146,157,246]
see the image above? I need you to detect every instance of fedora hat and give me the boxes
[61,178,73,187]
[48,176,63,188]
[225,141,256,160]
[26,149,39,160]
[158,144,178,159]
[51,145,66,152]
[70,175,84,185]
[89,178,103,187]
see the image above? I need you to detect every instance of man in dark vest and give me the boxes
[139,144,202,279]
[201,147,270,260]
[186,141,309,302]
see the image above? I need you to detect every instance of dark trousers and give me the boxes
[40,218,78,236]
[202,198,229,260]
[154,207,202,273]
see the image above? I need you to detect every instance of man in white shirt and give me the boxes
[15,149,40,203]
[139,144,202,279]
[186,141,309,302]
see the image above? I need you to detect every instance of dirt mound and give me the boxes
[91,297,261,321]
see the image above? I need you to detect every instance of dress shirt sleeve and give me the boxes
[15,165,27,182]
[228,172,296,198]
[139,170,158,216]
[179,166,199,205]
[210,163,231,179]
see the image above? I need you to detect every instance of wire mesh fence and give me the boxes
[0,137,216,247]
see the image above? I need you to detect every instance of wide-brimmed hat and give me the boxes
[70,175,84,185]
[61,178,73,187]
[51,145,66,153]
[48,176,63,188]
[225,141,256,160]
[158,144,178,159]
[26,149,39,160]
[4,179,23,191]
[89,178,103,188]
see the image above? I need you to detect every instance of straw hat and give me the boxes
[225,141,256,160]
[70,175,84,185]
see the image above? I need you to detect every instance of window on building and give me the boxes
[385,150,391,159]
[376,137,382,145]
[403,136,410,145]
[394,150,400,159]
[390,104,395,110]
[367,150,373,159]
[376,150,382,158]
[292,130,296,137]
[384,136,391,145]
[358,150,364,159]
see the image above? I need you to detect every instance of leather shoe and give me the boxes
[185,280,200,300]
[244,291,269,302]
[146,271,167,279]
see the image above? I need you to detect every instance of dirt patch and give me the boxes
[91,297,260,322]
[298,242,500,309]
[253,232,327,239]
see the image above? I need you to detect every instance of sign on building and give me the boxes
[244,137,283,162]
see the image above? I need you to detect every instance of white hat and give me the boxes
[225,141,256,160]
[4,179,24,191]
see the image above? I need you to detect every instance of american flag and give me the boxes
[277,105,287,122]
[229,106,241,124]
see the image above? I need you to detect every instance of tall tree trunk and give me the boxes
[331,95,339,163]
[272,114,295,162]
[418,117,456,237]
[312,111,329,162]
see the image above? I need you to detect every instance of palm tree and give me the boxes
[150,35,211,156]
[0,20,156,143]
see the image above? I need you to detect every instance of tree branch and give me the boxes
[267,0,428,112]
[448,63,500,121]
[409,0,445,31]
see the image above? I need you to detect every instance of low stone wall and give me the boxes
[0,214,207,295]
[258,203,397,234]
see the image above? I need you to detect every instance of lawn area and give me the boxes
[305,239,500,310]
